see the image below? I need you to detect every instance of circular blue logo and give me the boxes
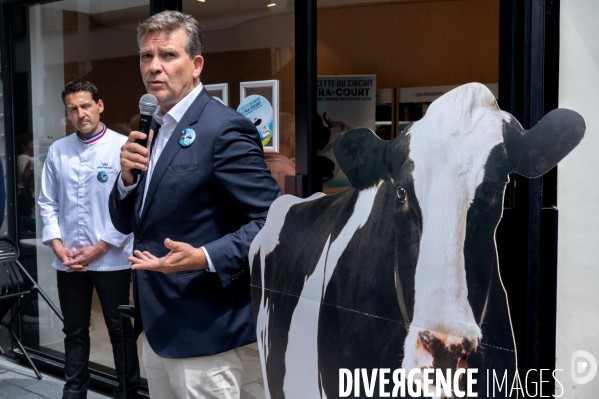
[179,128,196,147]
[97,170,109,183]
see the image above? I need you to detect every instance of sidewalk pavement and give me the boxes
[0,355,110,399]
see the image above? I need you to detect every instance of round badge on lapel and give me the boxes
[97,170,109,183]
[179,128,196,147]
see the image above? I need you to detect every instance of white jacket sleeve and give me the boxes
[38,147,62,246]
[99,218,132,248]
[101,165,133,248]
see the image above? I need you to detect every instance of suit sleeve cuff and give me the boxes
[201,247,215,272]
[117,175,138,199]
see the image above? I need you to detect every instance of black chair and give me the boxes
[0,238,64,379]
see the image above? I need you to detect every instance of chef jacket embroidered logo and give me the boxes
[97,170,109,183]
[179,128,196,147]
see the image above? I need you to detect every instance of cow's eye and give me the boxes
[396,187,407,203]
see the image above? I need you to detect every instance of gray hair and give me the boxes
[137,11,204,58]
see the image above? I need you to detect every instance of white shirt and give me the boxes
[39,127,133,271]
[117,83,215,272]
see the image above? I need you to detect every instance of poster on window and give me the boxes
[237,94,275,149]
[317,74,376,191]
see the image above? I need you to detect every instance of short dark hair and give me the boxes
[137,11,203,59]
[62,80,100,106]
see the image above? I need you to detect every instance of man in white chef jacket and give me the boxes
[38,80,140,399]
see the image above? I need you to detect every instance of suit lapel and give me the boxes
[139,89,212,223]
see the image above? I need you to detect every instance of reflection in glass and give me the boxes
[16,0,149,380]
[316,0,499,192]
[183,0,296,193]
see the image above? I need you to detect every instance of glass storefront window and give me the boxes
[177,2,296,396]
[13,0,150,380]
[11,1,295,394]
[183,0,296,193]
[316,0,499,192]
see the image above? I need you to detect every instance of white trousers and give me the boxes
[142,333,245,399]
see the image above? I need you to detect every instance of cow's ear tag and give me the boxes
[179,128,196,147]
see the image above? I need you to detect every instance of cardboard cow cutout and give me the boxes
[249,83,585,399]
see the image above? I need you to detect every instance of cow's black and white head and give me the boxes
[334,82,584,391]
[250,83,585,398]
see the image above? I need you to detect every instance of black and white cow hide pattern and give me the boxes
[250,83,585,399]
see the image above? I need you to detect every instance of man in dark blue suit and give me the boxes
[108,11,281,398]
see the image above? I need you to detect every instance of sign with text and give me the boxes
[400,83,498,103]
[316,75,376,189]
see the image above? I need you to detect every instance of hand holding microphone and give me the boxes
[120,94,158,186]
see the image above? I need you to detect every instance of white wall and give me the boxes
[556,0,599,397]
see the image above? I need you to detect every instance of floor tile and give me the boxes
[0,356,110,399]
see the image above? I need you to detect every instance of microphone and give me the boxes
[132,94,158,179]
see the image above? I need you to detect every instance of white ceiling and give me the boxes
[43,0,446,15]
[184,0,293,31]
[185,0,293,19]
[318,0,433,7]
[44,0,148,14]
[41,0,450,32]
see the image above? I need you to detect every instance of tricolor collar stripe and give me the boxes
[76,124,106,144]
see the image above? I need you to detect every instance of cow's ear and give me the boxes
[505,108,585,178]
[334,128,388,189]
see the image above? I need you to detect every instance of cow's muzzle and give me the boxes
[416,330,477,397]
